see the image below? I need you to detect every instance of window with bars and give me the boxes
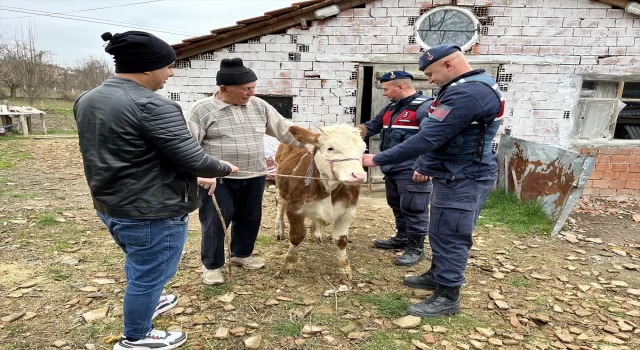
[173,60,191,69]
[472,6,488,17]
[290,35,298,44]
[247,38,260,44]
[563,111,571,119]
[414,6,480,51]
[574,81,640,140]
[169,92,180,101]
[408,17,417,26]
[288,52,301,61]
[297,44,309,53]
[408,35,416,44]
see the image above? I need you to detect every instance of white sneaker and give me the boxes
[113,328,187,350]
[230,256,265,270]
[202,266,224,285]
[152,294,178,320]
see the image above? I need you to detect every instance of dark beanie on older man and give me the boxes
[216,58,258,86]
[101,31,176,73]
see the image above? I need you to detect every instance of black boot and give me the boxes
[393,247,424,266]
[374,235,408,250]
[403,266,437,290]
[393,235,425,266]
[407,285,461,317]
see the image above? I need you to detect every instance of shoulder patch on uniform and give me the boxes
[428,104,452,122]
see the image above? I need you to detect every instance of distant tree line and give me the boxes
[0,26,113,105]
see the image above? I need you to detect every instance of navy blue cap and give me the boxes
[418,44,462,71]
[379,70,413,83]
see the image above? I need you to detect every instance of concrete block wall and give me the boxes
[160,0,640,197]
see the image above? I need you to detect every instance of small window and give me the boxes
[169,92,180,101]
[408,35,417,44]
[290,35,298,44]
[414,6,480,51]
[408,17,417,26]
[247,38,260,44]
[257,95,293,119]
[575,80,640,140]
[196,52,215,61]
[344,107,356,115]
[297,44,309,53]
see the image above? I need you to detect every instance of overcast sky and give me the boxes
[0,0,293,66]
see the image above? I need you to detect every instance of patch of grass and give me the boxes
[356,293,410,317]
[255,235,275,246]
[200,284,228,298]
[44,238,70,253]
[9,98,74,115]
[269,321,301,338]
[0,149,32,170]
[36,212,60,227]
[478,190,553,235]
[511,277,533,288]
[46,266,70,281]
[360,332,413,350]
[601,301,614,309]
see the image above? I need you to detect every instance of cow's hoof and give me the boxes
[339,267,353,280]
[279,265,294,276]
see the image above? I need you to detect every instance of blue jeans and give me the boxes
[97,211,188,339]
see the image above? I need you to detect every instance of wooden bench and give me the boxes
[0,103,47,136]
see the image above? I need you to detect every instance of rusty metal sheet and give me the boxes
[497,133,597,236]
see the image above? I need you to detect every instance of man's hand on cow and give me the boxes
[197,177,217,196]
[412,171,429,183]
[219,160,239,175]
[362,154,377,168]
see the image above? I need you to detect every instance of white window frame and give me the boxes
[414,6,480,51]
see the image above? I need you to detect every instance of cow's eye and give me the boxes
[327,147,334,151]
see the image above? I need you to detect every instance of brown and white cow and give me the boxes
[274,124,367,279]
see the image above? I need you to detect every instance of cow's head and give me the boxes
[289,124,367,184]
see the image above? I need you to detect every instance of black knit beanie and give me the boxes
[101,31,176,73]
[216,58,258,86]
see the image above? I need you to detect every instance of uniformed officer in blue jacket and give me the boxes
[362,44,504,317]
[359,71,432,266]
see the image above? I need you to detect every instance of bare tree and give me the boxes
[13,26,57,105]
[73,56,112,91]
[0,37,22,99]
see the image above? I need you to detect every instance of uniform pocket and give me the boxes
[401,184,430,212]
[112,220,151,248]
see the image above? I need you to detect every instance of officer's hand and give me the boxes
[412,171,428,183]
[197,177,217,196]
[219,160,239,175]
[362,154,377,167]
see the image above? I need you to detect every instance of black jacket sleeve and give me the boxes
[139,99,231,178]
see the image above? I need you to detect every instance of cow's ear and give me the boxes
[356,125,367,139]
[289,125,319,145]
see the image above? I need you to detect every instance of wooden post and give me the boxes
[26,115,33,135]
[40,113,47,135]
[19,115,29,136]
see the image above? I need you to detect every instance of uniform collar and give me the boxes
[439,69,486,93]
[392,92,422,107]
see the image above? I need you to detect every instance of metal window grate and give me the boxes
[297,44,309,53]
[169,92,180,101]
[290,35,298,44]
[288,52,301,61]
[228,44,235,53]
[564,111,571,119]
[473,6,489,17]
[408,35,417,44]
[344,107,356,115]
[408,17,417,26]
[292,105,299,113]
[174,60,190,69]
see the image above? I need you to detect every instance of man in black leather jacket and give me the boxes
[74,31,237,350]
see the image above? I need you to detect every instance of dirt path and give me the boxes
[0,138,639,350]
